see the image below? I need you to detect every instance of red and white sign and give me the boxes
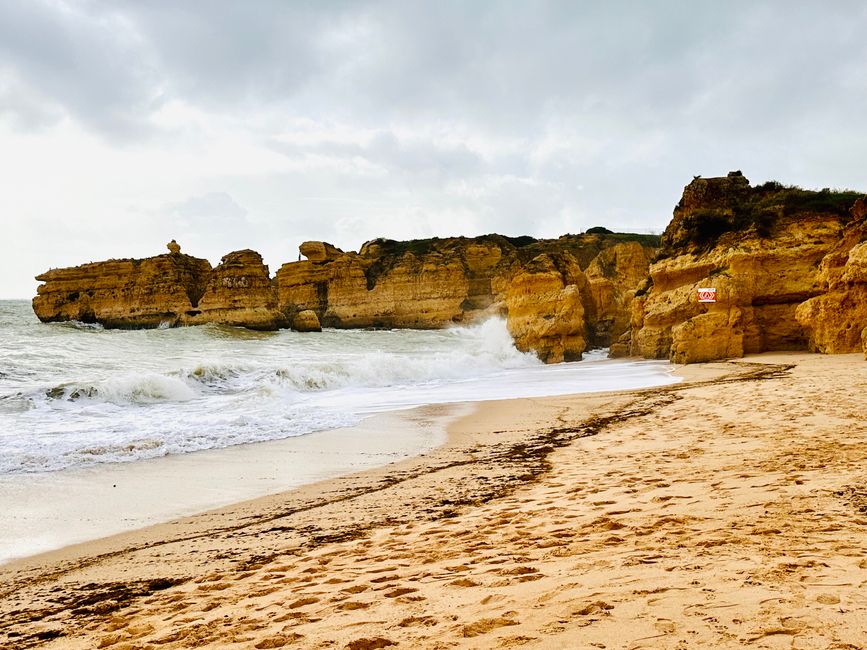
[697,287,717,303]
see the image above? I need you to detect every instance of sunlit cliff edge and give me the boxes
[32,173,867,363]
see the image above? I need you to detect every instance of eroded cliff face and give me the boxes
[275,233,658,360]
[275,237,504,330]
[626,172,865,363]
[33,252,212,328]
[584,241,654,349]
[505,253,588,363]
[796,199,867,356]
[33,245,283,331]
[184,249,285,330]
[33,234,658,361]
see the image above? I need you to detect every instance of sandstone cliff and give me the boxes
[796,198,867,356]
[275,233,658,360]
[33,244,284,331]
[183,250,285,330]
[33,233,658,361]
[33,252,212,329]
[625,172,865,363]
[504,252,588,363]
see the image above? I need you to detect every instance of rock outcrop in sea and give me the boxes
[33,233,658,362]
[32,249,213,330]
[33,245,286,331]
[276,234,655,363]
[191,249,284,330]
[33,172,867,364]
[621,172,867,362]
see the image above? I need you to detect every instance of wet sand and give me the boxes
[2,353,866,649]
[0,406,462,565]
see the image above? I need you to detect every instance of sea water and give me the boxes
[0,299,682,562]
[0,300,679,476]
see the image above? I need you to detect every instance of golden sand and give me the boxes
[2,353,866,649]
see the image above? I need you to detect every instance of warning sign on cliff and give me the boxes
[697,288,717,303]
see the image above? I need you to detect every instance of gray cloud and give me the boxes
[0,1,161,136]
[0,2,854,135]
[4,1,866,151]
[3,1,867,298]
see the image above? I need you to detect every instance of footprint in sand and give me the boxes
[287,596,319,609]
[449,577,480,587]
[383,587,417,598]
[254,634,304,649]
[338,600,370,611]
[573,600,614,616]
[345,637,396,649]
[461,615,520,638]
[398,615,438,627]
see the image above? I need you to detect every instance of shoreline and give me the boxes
[0,351,680,568]
[2,352,865,648]
[0,404,468,566]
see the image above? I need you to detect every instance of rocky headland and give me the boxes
[620,171,867,363]
[32,172,867,363]
[32,233,658,362]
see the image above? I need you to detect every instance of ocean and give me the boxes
[0,299,679,476]
[0,299,683,561]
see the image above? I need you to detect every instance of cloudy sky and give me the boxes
[2,1,866,298]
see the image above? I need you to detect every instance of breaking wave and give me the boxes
[43,373,197,405]
[0,312,679,475]
[36,318,538,405]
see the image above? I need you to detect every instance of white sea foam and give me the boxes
[0,303,680,475]
[44,373,198,405]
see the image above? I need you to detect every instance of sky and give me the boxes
[2,1,867,298]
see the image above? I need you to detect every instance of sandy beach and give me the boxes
[0,407,462,565]
[2,352,866,649]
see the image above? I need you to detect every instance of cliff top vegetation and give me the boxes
[662,172,865,255]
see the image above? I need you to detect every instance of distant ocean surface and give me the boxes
[0,300,679,475]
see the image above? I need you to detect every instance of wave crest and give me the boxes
[45,373,197,404]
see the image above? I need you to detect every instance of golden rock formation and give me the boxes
[299,241,343,263]
[796,199,867,354]
[274,234,658,361]
[505,253,588,363]
[33,233,658,361]
[292,309,322,332]
[34,176,867,364]
[322,250,471,329]
[584,241,654,349]
[184,250,286,330]
[32,254,211,328]
[627,172,864,363]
